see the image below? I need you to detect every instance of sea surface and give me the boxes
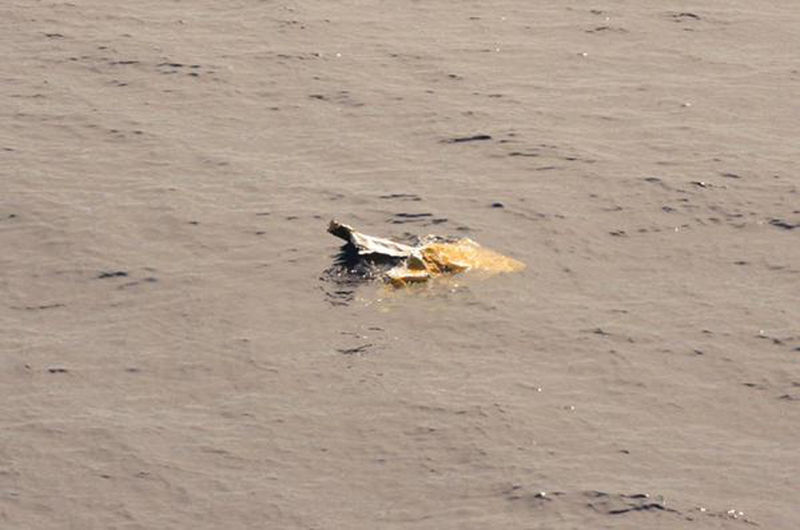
[2,1,798,528]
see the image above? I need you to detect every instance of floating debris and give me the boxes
[327,220,524,287]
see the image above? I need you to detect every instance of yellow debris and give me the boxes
[387,239,525,287]
[422,239,525,274]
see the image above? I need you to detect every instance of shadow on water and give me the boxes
[318,243,403,306]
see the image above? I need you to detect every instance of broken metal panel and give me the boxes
[328,220,415,258]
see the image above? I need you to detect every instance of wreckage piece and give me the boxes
[328,220,416,258]
[327,220,525,286]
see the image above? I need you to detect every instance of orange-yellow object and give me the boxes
[387,239,525,286]
[422,240,525,274]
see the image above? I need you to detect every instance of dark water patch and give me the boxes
[444,134,492,143]
[308,91,364,107]
[394,213,432,218]
[756,332,797,347]
[379,193,421,201]
[584,491,672,515]
[12,303,65,311]
[504,487,757,525]
[389,212,433,224]
[118,277,158,289]
[97,271,128,279]
[769,218,797,230]
[320,244,401,306]
[671,12,701,22]
[336,344,373,355]
[322,286,356,306]
[586,25,628,34]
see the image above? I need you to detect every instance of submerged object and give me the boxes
[327,220,524,286]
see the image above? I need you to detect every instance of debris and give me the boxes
[327,220,524,286]
[328,220,415,258]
